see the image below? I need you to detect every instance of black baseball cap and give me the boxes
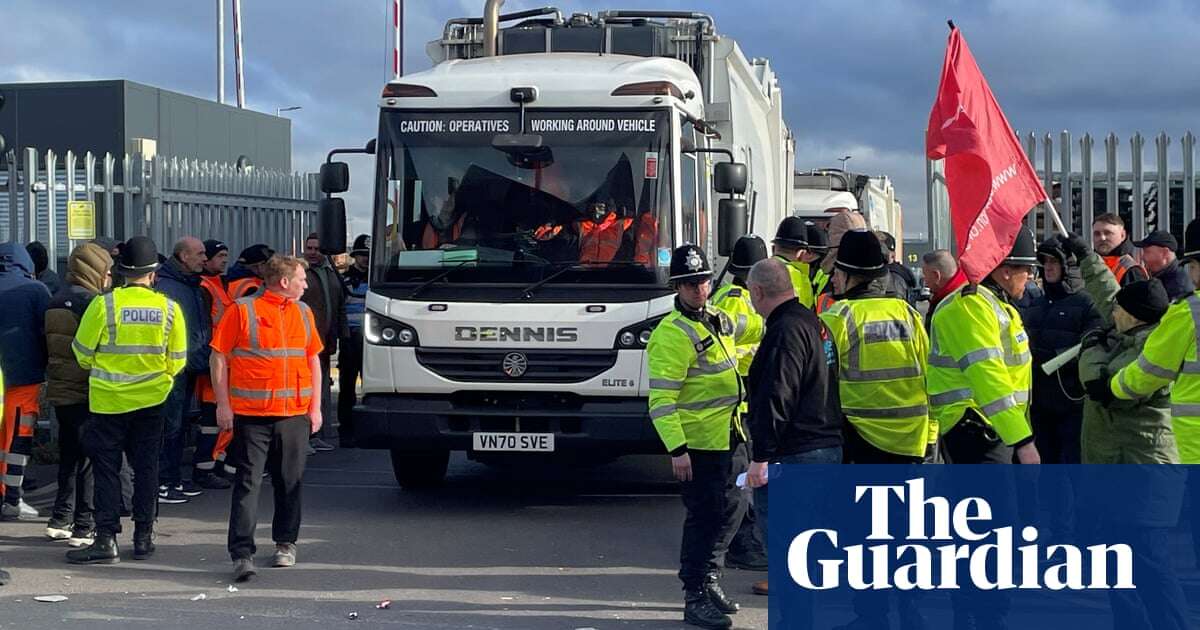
[1133,230,1178,251]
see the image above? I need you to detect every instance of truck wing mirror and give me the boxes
[317,197,348,255]
[717,198,748,256]
[320,162,350,194]
[713,162,748,195]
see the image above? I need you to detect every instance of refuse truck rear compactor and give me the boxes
[319,2,794,487]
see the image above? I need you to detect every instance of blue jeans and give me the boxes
[756,446,841,630]
[754,446,842,537]
[158,374,192,487]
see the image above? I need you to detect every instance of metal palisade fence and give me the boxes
[0,147,319,267]
[926,131,1198,250]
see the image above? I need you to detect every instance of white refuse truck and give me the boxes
[793,169,904,258]
[318,1,794,487]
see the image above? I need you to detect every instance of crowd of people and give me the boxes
[0,232,372,584]
[648,211,1200,629]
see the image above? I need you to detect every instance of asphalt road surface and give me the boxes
[0,450,769,629]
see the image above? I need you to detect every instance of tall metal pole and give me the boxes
[217,0,225,104]
[393,0,402,79]
[233,0,245,108]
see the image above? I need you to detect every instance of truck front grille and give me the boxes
[416,348,618,383]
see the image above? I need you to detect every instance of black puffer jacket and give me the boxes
[1016,245,1104,423]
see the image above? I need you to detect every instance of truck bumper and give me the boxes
[354,392,663,454]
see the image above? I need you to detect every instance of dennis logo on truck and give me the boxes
[454,326,579,343]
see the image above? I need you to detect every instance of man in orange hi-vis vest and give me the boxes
[193,239,235,489]
[211,255,323,583]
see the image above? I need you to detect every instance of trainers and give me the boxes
[272,543,297,567]
[157,485,189,504]
[46,523,74,540]
[68,530,95,548]
[309,438,335,452]
[232,558,256,582]
[2,500,40,520]
[194,472,232,490]
[304,442,316,456]
[177,481,204,497]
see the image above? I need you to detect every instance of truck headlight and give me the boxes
[614,316,665,349]
[365,311,419,347]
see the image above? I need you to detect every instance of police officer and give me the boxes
[819,230,931,630]
[770,217,816,308]
[929,228,1040,465]
[1108,217,1200,462]
[709,236,768,573]
[68,236,188,564]
[822,230,931,464]
[805,223,831,296]
[647,245,761,629]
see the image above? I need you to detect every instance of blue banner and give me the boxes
[767,465,1199,629]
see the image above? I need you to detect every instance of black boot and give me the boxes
[66,533,119,565]
[684,589,732,629]
[703,573,740,614]
[133,524,156,560]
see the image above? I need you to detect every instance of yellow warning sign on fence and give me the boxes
[68,201,96,240]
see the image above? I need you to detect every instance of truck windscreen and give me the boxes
[371,109,674,288]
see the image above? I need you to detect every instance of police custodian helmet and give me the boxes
[834,230,888,278]
[1000,227,1039,267]
[669,245,713,282]
[729,235,768,272]
[1184,218,1200,264]
[773,216,809,248]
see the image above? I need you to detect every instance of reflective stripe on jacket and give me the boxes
[709,283,762,377]
[197,275,233,404]
[821,297,932,456]
[1111,291,1200,463]
[227,277,263,301]
[215,291,322,417]
[646,305,761,453]
[928,283,1033,445]
[72,286,188,414]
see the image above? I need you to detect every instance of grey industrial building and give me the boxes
[0,79,291,170]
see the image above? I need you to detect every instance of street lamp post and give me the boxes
[276,106,302,117]
[838,155,852,172]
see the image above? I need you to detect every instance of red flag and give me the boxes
[926,26,1047,283]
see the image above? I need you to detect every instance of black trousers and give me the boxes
[86,404,165,537]
[1108,525,1189,630]
[941,411,1013,465]
[337,331,363,442]
[713,437,757,570]
[227,415,309,561]
[50,404,94,533]
[844,422,925,464]
[678,449,731,591]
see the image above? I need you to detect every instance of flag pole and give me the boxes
[1042,199,1069,236]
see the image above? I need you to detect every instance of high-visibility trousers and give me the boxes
[0,384,41,503]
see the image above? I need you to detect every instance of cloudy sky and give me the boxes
[4,0,1199,240]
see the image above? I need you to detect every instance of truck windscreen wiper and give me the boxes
[519,261,650,300]
[407,260,472,299]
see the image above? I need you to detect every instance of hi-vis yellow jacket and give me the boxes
[821,296,932,457]
[73,286,188,414]
[709,283,762,377]
[647,304,762,454]
[1111,292,1200,463]
[928,283,1033,446]
[773,255,815,309]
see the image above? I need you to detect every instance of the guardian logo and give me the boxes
[789,479,1134,591]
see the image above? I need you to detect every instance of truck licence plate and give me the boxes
[472,432,555,452]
